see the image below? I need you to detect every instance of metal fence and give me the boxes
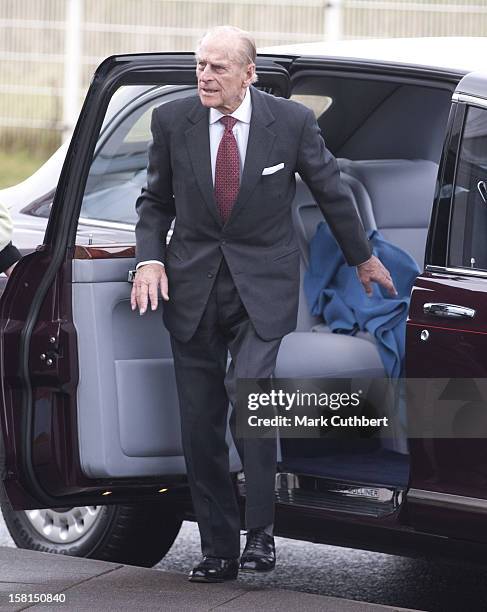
[1,0,486,155]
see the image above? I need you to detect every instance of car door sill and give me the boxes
[237,471,405,518]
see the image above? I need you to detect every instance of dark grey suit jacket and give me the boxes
[135,85,371,342]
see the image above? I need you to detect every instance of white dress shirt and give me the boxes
[136,87,252,270]
[209,85,252,185]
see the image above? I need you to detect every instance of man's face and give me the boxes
[196,37,254,114]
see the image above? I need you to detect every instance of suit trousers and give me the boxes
[170,256,283,558]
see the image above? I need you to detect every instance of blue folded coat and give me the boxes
[304,222,421,378]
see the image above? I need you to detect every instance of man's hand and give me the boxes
[357,255,398,297]
[4,261,17,277]
[131,263,169,315]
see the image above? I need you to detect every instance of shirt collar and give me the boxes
[209,86,252,125]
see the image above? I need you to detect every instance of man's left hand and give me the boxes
[357,255,398,297]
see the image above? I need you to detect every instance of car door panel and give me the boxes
[408,273,487,380]
[73,257,184,476]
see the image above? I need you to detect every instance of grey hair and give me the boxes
[195,25,258,84]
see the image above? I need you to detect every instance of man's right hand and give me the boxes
[131,263,169,315]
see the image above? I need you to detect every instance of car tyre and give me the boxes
[1,499,182,568]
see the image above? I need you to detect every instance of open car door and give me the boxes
[0,52,291,510]
[406,71,487,541]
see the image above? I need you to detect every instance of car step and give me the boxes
[237,472,404,518]
[275,472,404,517]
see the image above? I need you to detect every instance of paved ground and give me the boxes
[2,519,487,611]
[0,546,420,612]
[157,522,487,612]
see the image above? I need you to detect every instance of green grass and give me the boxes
[0,150,48,189]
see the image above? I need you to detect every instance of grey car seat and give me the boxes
[338,158,439,269]
[275,158,439,455]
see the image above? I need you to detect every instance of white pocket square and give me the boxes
[262,162,284,175]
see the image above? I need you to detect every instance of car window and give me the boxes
[79,85,194,228]
[80,97,159,226]
[448,104,487,271]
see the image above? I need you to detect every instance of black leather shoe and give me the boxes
[188,556,239,583]
[239,528,276,572]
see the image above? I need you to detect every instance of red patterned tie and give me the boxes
[214,115,239,224]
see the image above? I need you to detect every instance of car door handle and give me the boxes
[423,302,476,319]
[478,180,487,204]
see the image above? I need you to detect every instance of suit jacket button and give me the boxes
[207,272,214,278]
[221,239,226,245]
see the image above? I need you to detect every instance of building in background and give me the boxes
[1,0,486,156]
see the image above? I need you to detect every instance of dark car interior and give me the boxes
[302,74,452,162]
[70,67,457,512]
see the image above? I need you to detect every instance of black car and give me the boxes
[2,39,487,568]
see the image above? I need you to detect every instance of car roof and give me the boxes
[259,37,487,75]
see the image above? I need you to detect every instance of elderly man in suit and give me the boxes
[131,25,396,583]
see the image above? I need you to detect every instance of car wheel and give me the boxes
[1,500,182,568]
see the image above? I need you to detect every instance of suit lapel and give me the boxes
[225,86,276,227]
[184,99,222,227]
[184,86,276,228]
